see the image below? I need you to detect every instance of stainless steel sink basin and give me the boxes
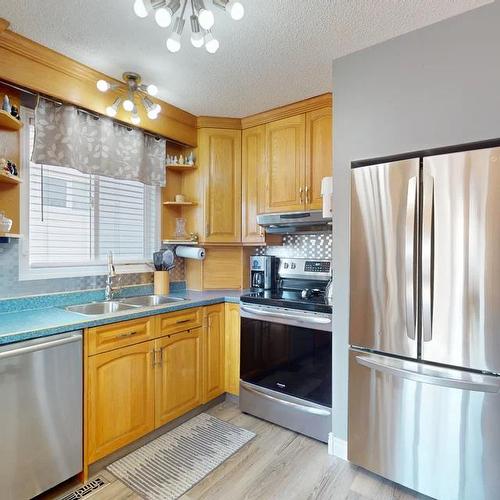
[65,301,140,316]
[119,295,187,307]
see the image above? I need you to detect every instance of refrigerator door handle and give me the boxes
[422,174,435,342]
[355,354,500,393]
[405,176,418,340]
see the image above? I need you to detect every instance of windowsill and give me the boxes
[18,262,154,281]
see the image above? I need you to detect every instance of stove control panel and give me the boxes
[278,258,331,281]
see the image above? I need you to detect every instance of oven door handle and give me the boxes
[240,382,331,416]
[240,305,331,325]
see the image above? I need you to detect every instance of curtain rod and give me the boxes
[0,79,164,141]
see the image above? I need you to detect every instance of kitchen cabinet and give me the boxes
[264,115,306,213]
[261,107,332,213]
[198,128,242,243]
[87,341,155,463]
[242,125,266,243]
[305,107,333,209]
[224,303,241,396]
[203,304,225,402]
[155,328,202,427]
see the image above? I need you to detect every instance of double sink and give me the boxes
[65,295,186,316]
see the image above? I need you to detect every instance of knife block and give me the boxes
[154,271,170,295]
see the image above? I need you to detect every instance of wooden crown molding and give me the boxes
[0,18,10,35]
[197,116,242,130]
[241,93,333,129]
[0,26,197,145]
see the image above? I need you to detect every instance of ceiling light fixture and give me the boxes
[132,0,245,54]
[97,72,161,121]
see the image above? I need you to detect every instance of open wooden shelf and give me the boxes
[165,164,197,172]
[0,171,21,184]
[162,238,199,245]
[0,110,23,131]
[0,232,21,239]
[163,201,197,206]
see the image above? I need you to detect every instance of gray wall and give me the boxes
[332,1,500,441]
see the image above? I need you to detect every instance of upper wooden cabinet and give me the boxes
[264,115,306,213]
[250,107,332,214]
[305,107,333,209]
[242,125,266,243]
[198,128,242,243]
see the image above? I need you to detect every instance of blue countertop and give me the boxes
[0,287,243,346]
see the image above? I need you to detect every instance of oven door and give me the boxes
[240,304,332,407]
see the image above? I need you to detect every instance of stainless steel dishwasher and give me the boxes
[0,331,83,499]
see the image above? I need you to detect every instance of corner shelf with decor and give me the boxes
[161,141,201,243]
[0,85,23,241]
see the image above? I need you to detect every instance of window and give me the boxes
[20,108,159,279]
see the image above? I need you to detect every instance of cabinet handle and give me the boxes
[299,187,304,204]
[116,331,137,339]
[176,318,191,324]
[305,186,310,205]
[152,348,163,367]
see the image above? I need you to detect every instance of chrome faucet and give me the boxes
[105,251,117,301]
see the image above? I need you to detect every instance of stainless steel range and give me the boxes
[239,258,332,443]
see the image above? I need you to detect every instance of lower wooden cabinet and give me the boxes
[155,328,202,427]
[203,304,225,402]
[87,341,155,463]
[224,303,241,396]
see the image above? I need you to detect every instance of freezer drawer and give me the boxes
[0,332,83,500]
[348,349,500,500]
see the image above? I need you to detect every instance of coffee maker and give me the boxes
[249,255,278,290]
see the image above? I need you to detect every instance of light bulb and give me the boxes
[155,7,172,27]
[191,31,204,48]
[106,106,117,117]
[154,103,161,114]
[198,8,214,30]
[146,84,158,96]
[96,79,110,92]
[147,109,159,120]
[133,0,148,18]
[166,32,181,53]
[123,99,134,112]
[226,1,244,20]
[205,33,219,54]
[131,113,141,125]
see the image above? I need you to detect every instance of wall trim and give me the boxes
[197,116,242,130]
[241,93,332,129]
[333,437,348,461]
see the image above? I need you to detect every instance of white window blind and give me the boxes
[23,109,159,274]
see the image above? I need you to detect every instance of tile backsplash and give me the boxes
[256,233,332,260]
[0,240,183,299]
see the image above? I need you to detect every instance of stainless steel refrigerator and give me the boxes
[349,146,500,500]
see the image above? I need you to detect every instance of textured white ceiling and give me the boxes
[0,0,491,117]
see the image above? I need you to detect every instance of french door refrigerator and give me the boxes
[349,146,500,500]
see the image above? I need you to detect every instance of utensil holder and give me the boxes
[154,271,170,295]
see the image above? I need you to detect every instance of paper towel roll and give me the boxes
[176,246,206,260]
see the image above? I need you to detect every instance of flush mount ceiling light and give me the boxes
[133,0,245,54]
[96,72,161,123]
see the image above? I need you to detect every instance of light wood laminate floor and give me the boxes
[42,401,427,500]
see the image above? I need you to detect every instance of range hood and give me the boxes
[257,210,332,234]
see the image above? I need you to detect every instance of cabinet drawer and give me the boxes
[157,307,203,337]
[87,317,155,355]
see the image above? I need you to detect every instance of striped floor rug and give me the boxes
[107,413,255,500]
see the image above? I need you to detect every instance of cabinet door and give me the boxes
[203,304,225,402]
[199,128,242,243]
[155,328,202,427]
[224,303,240,396]
[305,107,333,209]
[265,115,306,213]
[242,125,266,243]
[87,341,155,463]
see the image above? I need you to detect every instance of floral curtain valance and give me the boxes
[32,97,166,187]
